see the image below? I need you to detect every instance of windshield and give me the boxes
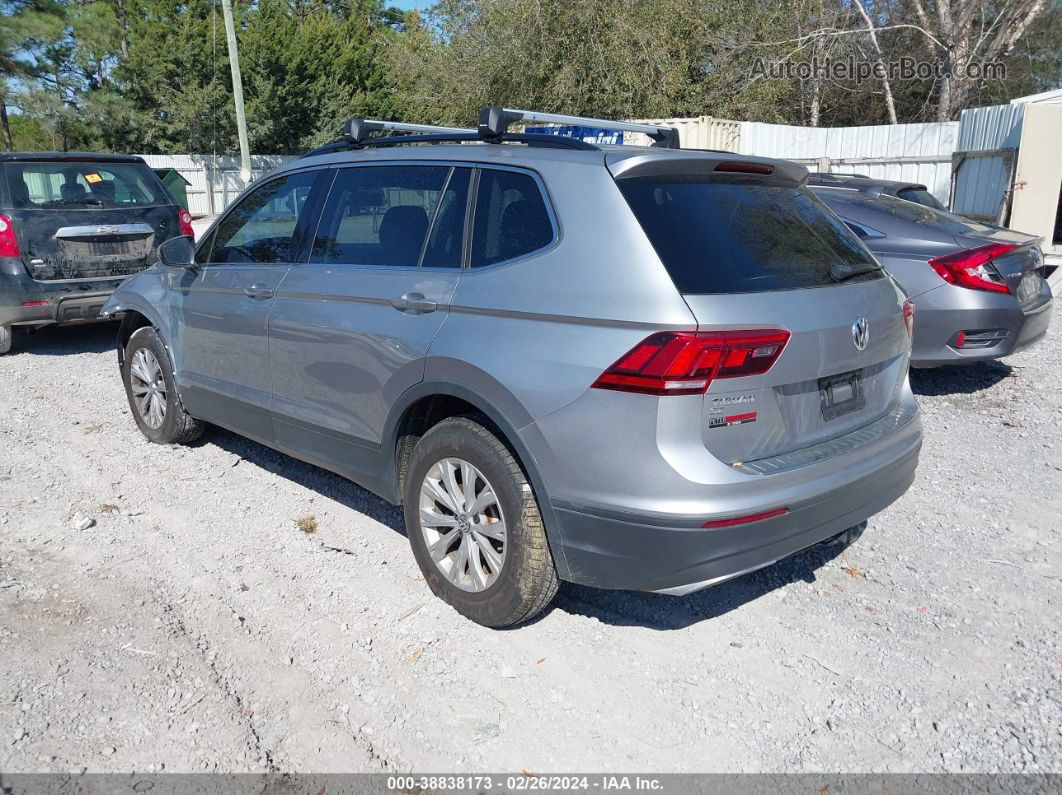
[618,177,880,294]
[3,161,168,210]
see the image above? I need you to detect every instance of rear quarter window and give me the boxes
[3,161,167,210]
[470,168,554,267]
[619,177,879,294]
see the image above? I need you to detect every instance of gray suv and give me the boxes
[102,109,923,627]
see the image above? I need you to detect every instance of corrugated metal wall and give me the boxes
[626,116,741,150]
[956,104,1025,150]
[135,153,295,217]
[949,104,1027,221]
[738,120,959,203]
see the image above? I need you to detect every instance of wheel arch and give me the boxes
[382,379,572,580]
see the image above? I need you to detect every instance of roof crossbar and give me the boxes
[478,107,680,148]
[344,118,476,144]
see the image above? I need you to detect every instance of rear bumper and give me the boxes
[0,259,124,327]
[547,408,921,593]
[910,280,1053,367]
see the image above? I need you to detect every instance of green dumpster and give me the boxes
[153,168,192,211]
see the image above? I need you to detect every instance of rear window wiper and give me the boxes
[829,262,880,282]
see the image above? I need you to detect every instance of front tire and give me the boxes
[121,327,203,445]
[0,325,12,355]
[404,416,559,627]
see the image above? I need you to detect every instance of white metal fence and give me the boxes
[135,153,295,217]
[737,120,960,204]
[137,117,962,215]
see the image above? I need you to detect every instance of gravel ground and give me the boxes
[0,319,1059,774]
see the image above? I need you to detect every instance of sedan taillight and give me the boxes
[0,214,20,258]
[928,243,1016,294]
[592,329,790,396]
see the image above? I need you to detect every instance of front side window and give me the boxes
[207,171,317,264]
[470,169,554,267]
[3,161,166,209]
[311,165,469,268]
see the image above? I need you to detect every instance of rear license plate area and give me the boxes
[819,369,865,421]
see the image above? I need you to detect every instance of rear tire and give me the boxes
[121,327,203,445]
[404,416,559,628]
[0,325,12,355]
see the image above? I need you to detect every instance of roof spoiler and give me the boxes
[478,107,680,149]
[608,151,808,185]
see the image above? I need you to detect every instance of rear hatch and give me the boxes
[2,158,180,281]
[609,153,911,464]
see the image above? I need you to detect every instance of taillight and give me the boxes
[928,243,1016,294]
[902,299,915,338]
[179,208,195,238]
[592,329,790,396]
[0,214,20,258]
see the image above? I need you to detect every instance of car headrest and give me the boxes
[378,205,429,265]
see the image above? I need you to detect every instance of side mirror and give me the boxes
[158,235,197,269]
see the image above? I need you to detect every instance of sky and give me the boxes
[390,1,435,10]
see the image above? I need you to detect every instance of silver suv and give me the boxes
[102,108,923,627]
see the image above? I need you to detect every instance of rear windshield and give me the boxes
[618,177,879,294]
[3,161,167,210]
[820,188,997,236]
[895,187,945,212]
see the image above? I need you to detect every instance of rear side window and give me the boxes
[470,169,554,267]
[618,178,878,294]
[3,161,166,209]
[311,165,469,268]
[896,187,945,212]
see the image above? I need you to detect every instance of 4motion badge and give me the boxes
[709,411,758,429]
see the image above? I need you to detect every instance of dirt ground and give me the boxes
[0,320,1059,774]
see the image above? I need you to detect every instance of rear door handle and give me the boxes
[244,283,274,300]
[391,292,437,314]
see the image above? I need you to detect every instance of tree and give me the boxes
[901,0,1050,120]
[0,0,65,149]
[239,0,404,152]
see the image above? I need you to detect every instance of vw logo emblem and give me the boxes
[852,316,870,351]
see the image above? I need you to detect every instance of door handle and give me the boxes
[244,283,274,300]
[391,292,437,314]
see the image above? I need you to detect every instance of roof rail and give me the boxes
[478,107,680,148]
[343,118,477,145]
[300,130,600,159]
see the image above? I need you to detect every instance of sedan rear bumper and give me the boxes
[910,280,1052,367]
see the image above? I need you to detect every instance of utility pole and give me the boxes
[220,0,252,182]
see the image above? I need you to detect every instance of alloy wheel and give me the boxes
[129,348,168,430]
[419,457,507,592]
